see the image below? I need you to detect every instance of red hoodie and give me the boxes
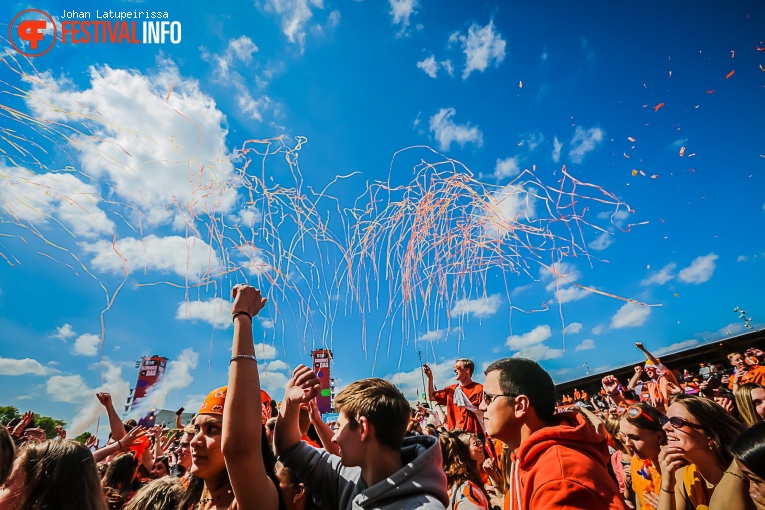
[504,412,627,510]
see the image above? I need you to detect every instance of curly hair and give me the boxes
[438,431,488,501]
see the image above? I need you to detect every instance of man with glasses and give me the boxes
[480,357,626,510]
[423,358,483,436]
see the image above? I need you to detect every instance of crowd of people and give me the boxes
[1,284,765,510]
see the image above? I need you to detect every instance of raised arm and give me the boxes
[628,366,643,390]
[423,364,437,402]
[307,399,341,456]
[221,285,279,510]
[274,365,321,456]
[636,342,660,367]
[96,392,126,441]
[93,425,146,463]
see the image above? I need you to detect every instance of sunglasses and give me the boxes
[483,391,517,405]
[623,405,667,426]
[665,416,704,430]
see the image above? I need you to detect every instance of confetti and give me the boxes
[631,170,638,176]
[654,102,665,112]
[639,170,646,176]
[628,137,636,142]
[706,90,715,94]
[760,64,765,72]
[669,70,672,78]
[731,50,735,58]
[726,70,735,79]
[679,146,685,157]
[674,293,679,298]
[650,175,658,179]
[519,81,523,88]
[624,153,630,159]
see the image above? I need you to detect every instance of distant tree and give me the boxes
[34,414,66,439]
[74,431,93,443]
[0,406,20,426]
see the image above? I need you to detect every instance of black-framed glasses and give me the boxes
[483,391,516,405]
[666,416,704,430]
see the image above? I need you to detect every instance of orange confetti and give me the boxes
[650,175,658,179]
[631,170,638,176]
[757,47,765,51]
[653,102,665,112]
[674,293,679,298]
[628,137,635,142]
[706,90,715,94]
[726,70,735,79]
[679,146,685,157]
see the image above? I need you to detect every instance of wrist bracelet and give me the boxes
[230,354,258,364]
[232,311,252,323]
[117,439,122,449]
[661,488,675,494]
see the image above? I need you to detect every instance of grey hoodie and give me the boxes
[279,435,448,510]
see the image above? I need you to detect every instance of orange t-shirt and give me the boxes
[433,382,483,433]
[729,365,765,389]
[630,455,661,509]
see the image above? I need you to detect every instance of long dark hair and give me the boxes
[102,452,138,499]
[731,421,765,479]
[17,440,107,510]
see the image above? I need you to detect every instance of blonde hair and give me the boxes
[334,378,410,450]
[122,476,184,510]
[735,383,765,428]
[456,358,475,375]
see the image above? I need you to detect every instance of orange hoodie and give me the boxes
[504,412,627,510]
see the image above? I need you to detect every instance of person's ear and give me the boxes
[293,483,306,503]
[514,395,531,418]
[358,416,371,441]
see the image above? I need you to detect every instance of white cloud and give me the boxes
[0,165,115,239]
[265,360,289,372]
[262,0,325,49]
[176,298,232,329]
[451,294,501,318]
[51,324,76,342]
[253,343,278,360]
[260,370,291,395]
[563,322,582,334]
[552,137,563,163]
[483,183,537,238]
[416,55,438,78]
[652,339,699,357]
[494,157,520,179]
[610,302,651,329]
[0,357,53,376]
[441,59,454,77]
[228,36,259,64]
[568,126,604,163]
[389,0,419,36]
[588,231,613,251]
[73,333,101,356]
[575,339,595,351]
[678,253,718,284]
[523,133,544,151]
[80,235,222,282]
[540,262,590,304]
[452,20,506,80]
[429,108,483,151]
[592,325,605,335]
[641,262,677,286]
[737,255,748,262]
[505,325,563,361]
[64,360,131,436]
[417,327,461,342]
[258,317,275,329]
[132,348,199,416]
[228,208,262,228]
[47,375,90,403]
[25,63,236,227]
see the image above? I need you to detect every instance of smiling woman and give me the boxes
[657,395,744,510]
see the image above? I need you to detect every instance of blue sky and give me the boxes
[1,0,764,435]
